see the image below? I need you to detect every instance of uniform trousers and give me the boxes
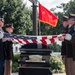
[3,40,13,75]
[70,43,75,75]
[61,41,73,75]
[0,59,5,75]
[4,60,12,75]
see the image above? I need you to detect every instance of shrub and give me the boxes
[12,54,20,72]
[50,55,65,73]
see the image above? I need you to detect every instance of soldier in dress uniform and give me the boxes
[3,24,14,75]
[0,16,5,75]
[72,16,75,75]
[64,13,75,75]
[61,16,69,56]
[60,16,69,75]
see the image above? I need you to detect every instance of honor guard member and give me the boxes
[3,24,14,75]
[71,14,75,75]
[60,16,69,75]
[0,16,5,75]
[61,16,69,56]
[64,13,75,75]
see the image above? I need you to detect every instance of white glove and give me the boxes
[0,31,4,39]
[65,34,72,41]
[2,38,11,42]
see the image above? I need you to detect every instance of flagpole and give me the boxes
[38,20,41,35]
[33,2,38,35]
[29,0,38,35]
[38,1,41,36]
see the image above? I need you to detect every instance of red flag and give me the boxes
[39,3,58,27]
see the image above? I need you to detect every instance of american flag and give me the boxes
[4,33,65,45]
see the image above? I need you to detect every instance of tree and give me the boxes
[49,43,61,52]
[64,0,75,15]
[0,0,32,35]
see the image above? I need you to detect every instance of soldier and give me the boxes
[3,24,14,75]
[0,16,5,75]
[72,16,75,75]
[64,13,75,75]
[60,16,69,75]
